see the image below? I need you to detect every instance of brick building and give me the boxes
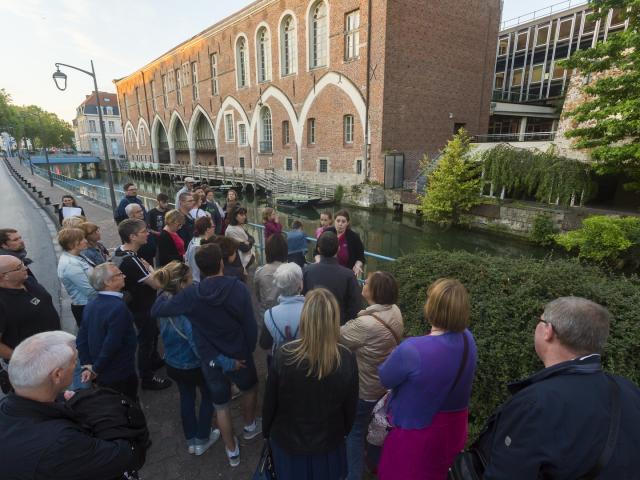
[114,0,500,188]
[72,92,124,158]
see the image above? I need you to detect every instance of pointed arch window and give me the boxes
[257,27,271,83]
[236,37,249,88]
[310,1,328,69]
[281,15,297,76]
[260,107,273,153]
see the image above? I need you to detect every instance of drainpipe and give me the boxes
[363,0,373,181]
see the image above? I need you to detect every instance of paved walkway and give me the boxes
[6,158,266,479]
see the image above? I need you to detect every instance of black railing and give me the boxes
[259,141,272,154]
[196,138,216,151]
[174,140,189,151]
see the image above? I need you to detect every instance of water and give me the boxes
[54,165,548,265]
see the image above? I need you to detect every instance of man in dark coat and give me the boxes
[115,183,146,224]
[477,297,640,479]
[303,231,361,325]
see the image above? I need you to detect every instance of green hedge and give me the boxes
[390,249,640,438]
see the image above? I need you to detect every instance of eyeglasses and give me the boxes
[1,262,26,275]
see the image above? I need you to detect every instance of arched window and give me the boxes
[280,15,296,76]
[257,27,271,83]
[236,36,249,88]
[309,1,328,69]
[138,126,146,147]
[260,107,272,153]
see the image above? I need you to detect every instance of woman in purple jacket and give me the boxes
[377,278,478,480]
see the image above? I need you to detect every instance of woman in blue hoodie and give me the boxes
[152,261,220,456]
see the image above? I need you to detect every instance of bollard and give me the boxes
[37,191,44,198]
[31,186,37,192]
[44,197,51,205]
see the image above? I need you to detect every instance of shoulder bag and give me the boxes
[252,439,277,480]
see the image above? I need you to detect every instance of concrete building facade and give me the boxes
[73,92,125,159]
[114,0,500,188]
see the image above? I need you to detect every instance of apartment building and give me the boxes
[72,92,125,158]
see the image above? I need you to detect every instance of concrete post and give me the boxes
[169,147,176,164]
[518,117,528,142]
[189,148,196,166]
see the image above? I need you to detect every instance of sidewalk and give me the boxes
[7,158,266,479]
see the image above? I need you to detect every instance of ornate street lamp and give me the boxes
[52,60,117,216]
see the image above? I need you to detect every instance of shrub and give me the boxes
[390,249,640,439]
[334,184,345,203]
[530,214,558,245]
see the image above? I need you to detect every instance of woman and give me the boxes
[258,262,305,360]
[204,189,224,235]
[225,207,255,271]
[189,193,210,219]
[340,271,404,480]
[262,207,282,241]
[58,194,86,224]
[56,228,96,326]
[263,288,359,480]
[316,211,334,238]
[153,261,220,456]
[157,209,186,267]
[324,210,365,276]
[185,216,215,282]
[254,233,288,322]
[80,222,110,265]
[377,278,477,480]
[223,189,239,220]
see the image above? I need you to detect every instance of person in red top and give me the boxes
[262,207,282,241]
[157,210,186,267]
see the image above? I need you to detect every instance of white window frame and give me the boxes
[318,158,328,173]
[175,68,183,105]
[285,157,293,171]
[344,114,354,144]
[557,18,573,41]
[219,156,225,167]
[307,0,329,70]
[161,74,169,108]
[239,156,245,168]
[530,64,544,84]
[139,126,146,147]
[236,34,250,89]
[150,80,157,111]
[108,121,115,133]
[224,112,235,142]
[210,53,219,96]
[89,120,96,133]
[516,31,528,51]
[135,87,141,115]
[356,158,363,175]
[191,61,199,100]
[279,12,297,77]
[238,122,247,146]
[535,25,549,46]
[256,24,272,83]
[511,68,524,87]
[344,10,360,60]
[307,118,316,145]
[497,37,509,56]
[282,120,290,145]
[259,106,273,153]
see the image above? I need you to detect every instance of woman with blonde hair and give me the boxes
[263,288,359,480]
[80,222,110,265]
[152,261,220,456]
[157,209,186,267]
[377,278,478,480]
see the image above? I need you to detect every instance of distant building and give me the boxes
[114,0,500,188]
[73,92,125,159]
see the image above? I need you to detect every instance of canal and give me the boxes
[48,165,549,265]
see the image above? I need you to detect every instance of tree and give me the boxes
[0,89,15,128]
[14,105,74,149]
[419,130,482,226]
[562,0,640,190]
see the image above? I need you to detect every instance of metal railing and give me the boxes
[195,138,216,151]
[501,0,588,30]
[174,140,189,151]
[471,132,557,143]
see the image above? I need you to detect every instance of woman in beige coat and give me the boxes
[340,271,404,480]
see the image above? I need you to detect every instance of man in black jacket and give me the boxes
[0,331,145,479]
[477,297,640,479]
[303,232,361,325]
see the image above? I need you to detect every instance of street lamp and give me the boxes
[52,60,117,216]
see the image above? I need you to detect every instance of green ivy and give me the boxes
[530,214,558,246]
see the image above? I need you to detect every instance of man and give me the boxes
[303,231,361,325]
[125,203,156,265]
[174,176,195,210]
[115,183,146,224]
[148,193,170,235]
[113,219,171,391]
[151,243,260,467]
[0,228,35,277]
[477,297,640,479]
[0,331,145,479]
[77,263,138,400]
[176,192,195,244]
[0,255,60,361]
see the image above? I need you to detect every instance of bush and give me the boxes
[334,184,345,203]
[390,249,640,439]
[530,214,558,245]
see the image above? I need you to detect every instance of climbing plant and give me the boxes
[481,145,596,206]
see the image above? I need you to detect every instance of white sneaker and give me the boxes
[194,428,221,456]
[225,436,240,467]
[243,417,262,441]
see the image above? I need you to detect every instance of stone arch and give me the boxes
[249,85,298,146]
[123,120,137,151]
[215,96,251,145]
[188,104,217,148]
[151,115,170,164]
[168,111,189,149]
[136,118,150,149]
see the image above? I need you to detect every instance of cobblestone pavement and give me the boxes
[7,158,266,479]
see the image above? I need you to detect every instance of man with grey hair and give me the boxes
[126,203,156,265]
[175,176,195,209]
[476,296,640,479]
[259,262,305,356]
[0,331,143,478]
[76,263,138,400]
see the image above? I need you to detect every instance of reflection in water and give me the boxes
[64,166,549,263]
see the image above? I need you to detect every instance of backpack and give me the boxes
[267,308,298,354]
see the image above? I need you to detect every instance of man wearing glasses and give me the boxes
[0,229,35,278]
[115,183,146,224]
[475,297,640,479]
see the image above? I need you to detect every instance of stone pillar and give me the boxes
[169,147,176,164]
[189,148,197,166]
[518,117,528,142]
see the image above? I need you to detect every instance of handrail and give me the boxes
[501,0,588,30]
[471,132,557,143]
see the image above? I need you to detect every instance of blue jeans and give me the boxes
[167,365,214,441]
[346,398,377,480]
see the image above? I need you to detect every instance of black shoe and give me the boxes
[151,358,166,371]
[141,376,172,390]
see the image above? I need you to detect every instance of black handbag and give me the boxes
[253,439,277,480]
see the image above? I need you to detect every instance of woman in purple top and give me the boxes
[377,278,477,480]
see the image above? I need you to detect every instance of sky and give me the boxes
[0,0,574,122]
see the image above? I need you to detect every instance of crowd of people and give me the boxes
[1,178,639,480]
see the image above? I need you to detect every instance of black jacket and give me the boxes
[321,227,365,270]
[0,393,142,480]
[157,229,183,267]
[477,355,640,479]
[303,257,362,324]
[263,344,358,455]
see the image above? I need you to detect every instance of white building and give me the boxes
[72,92,125,158]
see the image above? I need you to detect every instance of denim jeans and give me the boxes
[346,398,377,480]
[168,365,215,441]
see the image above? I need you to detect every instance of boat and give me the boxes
[273,194,323,208]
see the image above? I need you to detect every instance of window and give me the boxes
[236,36,249,88]
[511,68,524,86]
[497,37,509,56]
[150,80,157,111]
[558,18,572,40]
[182,62,191,85]
[108,121,115,133]
[89,120,96,133]
[345,10,360,60]
[307,118,316,144]
[123,94,129,118]
[285,157,293,171]
[310,1,328,68]
[110,139,119,156]
[139,127,146,147]
[536,25,549,46]
[219,156,225,167]
[531,64,544,83]
[224,113,235,142]
[191,62,199,100]
[91,138,99,154]
[610,8,626,28]
[494,72,505,89]
[356,159,362,174]
[282,120,290,145]
[161,74,169,108]
[551,63,565,80]
[343,115,354,143]
[319,158,328,173]
[582,11,597,35]
[175,69,183,105]
[239,156,245,168]
[238,123,247,146]
[106,106,113,115]
[516,31,528,50]
[135,87,141,115]
[260,107,273,153]
[210,54,219,95]
[280,15,296,76]
[257,26,271,83]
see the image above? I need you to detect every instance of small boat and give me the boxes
[274,194,322,208]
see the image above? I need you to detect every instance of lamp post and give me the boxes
[52,60,117,216]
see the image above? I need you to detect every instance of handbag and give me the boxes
[253,439,277,480]
[448,375,621,480]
